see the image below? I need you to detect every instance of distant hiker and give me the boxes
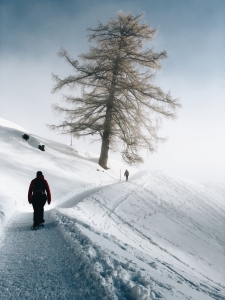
[124,169,129,181]
[28,171,51,230]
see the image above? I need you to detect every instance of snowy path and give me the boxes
[0,210,110,300]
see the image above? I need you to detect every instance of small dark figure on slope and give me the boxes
[124,169,129,182]
[28,171,51,230]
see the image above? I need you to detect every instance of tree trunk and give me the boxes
[99,130,110,169]
[99,61,119,169]
[99,88,115,169]
[99,100,113,169]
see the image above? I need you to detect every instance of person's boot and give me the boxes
[31,224,39,230]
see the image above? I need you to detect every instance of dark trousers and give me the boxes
[126,176,128,181]
[32,192,47,226]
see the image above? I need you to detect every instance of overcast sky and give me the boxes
[0,0,225,183]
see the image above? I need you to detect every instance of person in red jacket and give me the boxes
[28,171,51,229]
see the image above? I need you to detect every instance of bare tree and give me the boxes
[50,12,180,169]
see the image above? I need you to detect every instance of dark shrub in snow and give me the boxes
[22,134,29,141]
[38,145,45,151]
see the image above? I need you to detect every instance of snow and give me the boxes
[0,117,29,133]
[0,118,225,299]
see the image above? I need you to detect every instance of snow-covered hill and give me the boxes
[0,118,224,300]
[0,118,122,224]
[56,173,225,299]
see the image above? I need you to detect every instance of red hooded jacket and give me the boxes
[28,175,51,204]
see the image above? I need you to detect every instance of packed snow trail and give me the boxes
[0,211,111,300]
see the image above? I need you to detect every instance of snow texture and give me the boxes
[0,117,225,299]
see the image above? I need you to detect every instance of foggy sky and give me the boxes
[0,0,225,183]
